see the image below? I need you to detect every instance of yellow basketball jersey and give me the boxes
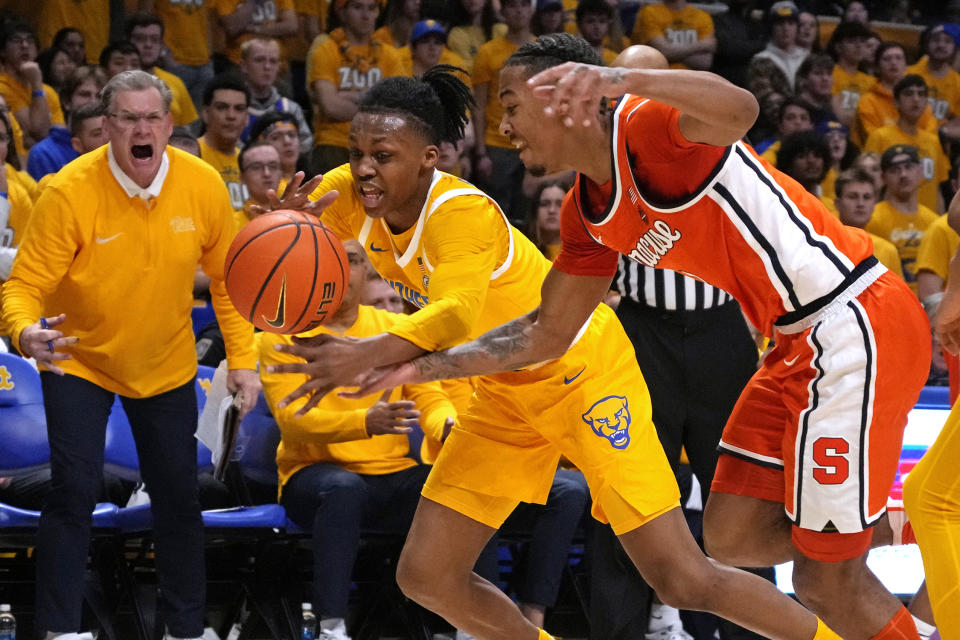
[314,164,551,350]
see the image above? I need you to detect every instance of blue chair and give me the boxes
[0,353,48,476]
[916,385,951,409]
[190,300,216,337]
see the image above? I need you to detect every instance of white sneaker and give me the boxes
[454,631,477,640]
[318,618,351,640]
[645,623,694,640]
[46,634,96,640]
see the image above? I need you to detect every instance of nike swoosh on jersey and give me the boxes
[263,275,287,329]
[564,367,586,385]
[370,243,388,252]
[783,355,800,367]
[96,233,123,244]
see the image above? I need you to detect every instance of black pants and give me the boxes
[591,299,772,640]
[35,374,204,638]
[282,463,430,619]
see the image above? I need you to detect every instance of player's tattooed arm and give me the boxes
[411,311,542,381]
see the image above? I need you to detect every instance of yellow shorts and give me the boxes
[422,304,680,534]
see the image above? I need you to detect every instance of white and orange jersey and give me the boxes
[555,95,877,337]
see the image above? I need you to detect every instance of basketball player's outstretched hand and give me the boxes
[527,61,630,128]
[250,171,339,217]
[936,284,960,355]
[340,362,421,400]
[268,333,374,413]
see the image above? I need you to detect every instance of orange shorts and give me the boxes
[712,272,929,561]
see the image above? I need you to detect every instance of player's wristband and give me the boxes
[31,89,44,98]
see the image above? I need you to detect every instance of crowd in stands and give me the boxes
[1,0,960,639]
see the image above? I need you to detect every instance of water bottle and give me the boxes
[301,602,316,640]
[0,604,15,640]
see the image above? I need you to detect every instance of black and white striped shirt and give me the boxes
[614,255,733,311]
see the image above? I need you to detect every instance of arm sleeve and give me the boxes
[552,190,619,278]
[309,165,359,243]
[385,199,501,350]
[258,332,371,443]
[199,180,258,370]
[916,225,951,281]
[308,40,341,86]
[0,185,81,349]
[400,380,457,446]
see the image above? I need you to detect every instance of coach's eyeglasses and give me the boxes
[108,110,167,128]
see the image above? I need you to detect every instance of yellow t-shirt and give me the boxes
[36,0,109,65]
[214,0,296,64]
[630,3,714,70]
[152,0,212,66]
[311,164,551,350]
[397,46,471,86]
[0,73,66,131]
[864,200,939,291]
[0,145,256,396]
[869,231,905,279]
[832,66,876,110]
[284,0,327,63]
[915,214,960,283]
[259,304,456,488]
[474,37,528,149]
[863,125,949,213]
[907,58,960,126]
[7,163,40,204]
[821,167,838,204]
[307,35,404,149]
[199,137,248,211]
[446,23,509,73]
[0,165,36,253]
[856,82,938,146]
[154,67,199,127]
[760,139,780,166]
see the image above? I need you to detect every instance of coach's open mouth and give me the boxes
[131,144,153,159]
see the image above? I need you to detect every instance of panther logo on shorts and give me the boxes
[582,395,631,449]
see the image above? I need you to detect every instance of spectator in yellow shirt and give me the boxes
[36,0,109,66]
[51,27,86,67]
[907,24,960,140]
[397,20,471,88]
[214,0,298,65]
[0,110,34,284]
[630,0,716,71]
[307,0,404,173]
[138,0,215,110]
[447,0,508,73]
[260,239,455,640]
[98,41,142,80]
[533,0,566,37]
[576,0,619,66]
[125,13,199,128]
[0,21,65,149]
[865,144,940,292]
[756,97,814,166]
[248,111,302,180]
[198,75,251,211]
[826,20,876,137]
[833,167,904,279]
[864,75,949,213]
[856,42,938,145]
[472,0,536,224]
[372,0,420,48]
[237,139,283,229]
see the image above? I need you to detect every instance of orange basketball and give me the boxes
[225,210,349,334]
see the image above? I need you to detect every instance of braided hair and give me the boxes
[505,32,602,77]
[358,64,475,146]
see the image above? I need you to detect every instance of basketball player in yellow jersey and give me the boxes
[907,188,960,638]
[266,64,842,640]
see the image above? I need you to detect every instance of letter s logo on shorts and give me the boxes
[582,395,631,450]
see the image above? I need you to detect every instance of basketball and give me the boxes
[224,210,349,334]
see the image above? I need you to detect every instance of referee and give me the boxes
[591,259,770,640]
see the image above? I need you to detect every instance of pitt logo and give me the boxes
[0,365,13,391]
[627,220,681,268]
[170,216,196,233]
[582,395,631,449]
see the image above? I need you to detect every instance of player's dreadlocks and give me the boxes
[505,32,602,77]
[358,65,475,146]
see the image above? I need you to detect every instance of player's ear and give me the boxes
[422,144,440,170]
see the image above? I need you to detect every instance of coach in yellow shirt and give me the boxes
[630,0,716,70]
[260,239,455,640]
[0,70,259,640]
